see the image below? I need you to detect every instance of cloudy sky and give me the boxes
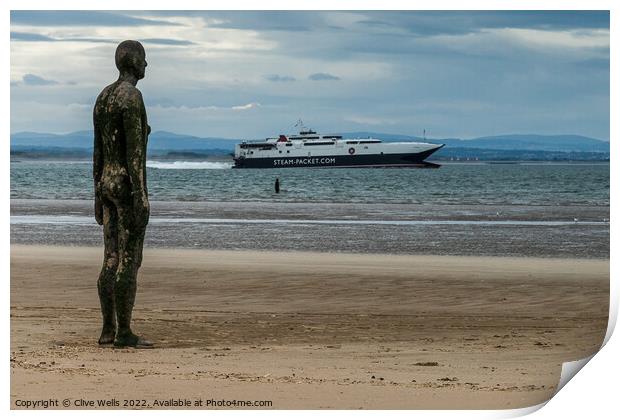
[10,10,610,140]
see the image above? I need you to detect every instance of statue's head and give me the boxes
[115,40,147,80]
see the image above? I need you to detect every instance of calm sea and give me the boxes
[10,160,610,206]
[10,160,610,258]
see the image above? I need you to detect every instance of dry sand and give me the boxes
[11,245,608,409]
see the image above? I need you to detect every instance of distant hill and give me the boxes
[341,132,610,153]
[10,130,610,160]
[11,131,94,149]
[149,131,239,151]
[10,130,240,151]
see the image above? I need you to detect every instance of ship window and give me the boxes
[287,150,290,153]
[279,150,282,153]
[286,143,292,146]
[304,142,335,146]
[364,146,368,149]
[359,140,381,144]
[346,141,359,144]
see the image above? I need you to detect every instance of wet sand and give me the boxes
[11,245,608,409]
[10,199,611,258]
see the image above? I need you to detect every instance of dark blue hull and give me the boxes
[234,148,443,169]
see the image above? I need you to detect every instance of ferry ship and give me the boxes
[233,126,444,169]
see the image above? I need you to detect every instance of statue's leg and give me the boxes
[97,198,118,345]
[113,204,151,347]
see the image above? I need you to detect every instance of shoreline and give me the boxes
[10,200,610,258]
[11,245,609,409]
[9,243,614,263]
[10,198,611,218]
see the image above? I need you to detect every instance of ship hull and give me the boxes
[234,148,443,169]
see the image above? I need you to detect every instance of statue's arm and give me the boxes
[93,106,104,225]
[123,91,149,226]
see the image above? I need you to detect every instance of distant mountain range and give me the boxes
[10,130,237,153]
[10,130,610,161]
[343,132,610,153]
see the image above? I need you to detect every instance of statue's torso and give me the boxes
[94,81,148,196]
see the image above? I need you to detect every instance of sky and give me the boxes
[9,10,610,140]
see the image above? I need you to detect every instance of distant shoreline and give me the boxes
[10,130,610,162]
[10,154,611,164]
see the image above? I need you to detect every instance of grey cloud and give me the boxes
[11,10,607,37]
[10,11,180,27]
[64,37,114,44]
[145,11,346,32]
[10,31,55,42]
[103,10,312,31]
[265,74,296,82]
[200,11,317,32]
[356,11,609,37]
[11,31,115,43]
[356,19,392,27]
[574,57,610,69]
[22,74,59,86]
[144,10,608,36]
[11,32,194,46]
[148,97,176,107]
[57,37,113,44]
[9,11,610,141]
[142,38,195,46]
[308,73,340,81]
[276,20,609,64]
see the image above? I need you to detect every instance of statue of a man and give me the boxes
[93,40,152,347]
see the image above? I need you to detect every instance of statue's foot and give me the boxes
[114,332,153,348]
[98,328,116,345]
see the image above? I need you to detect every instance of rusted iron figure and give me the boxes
[93,40,152,347]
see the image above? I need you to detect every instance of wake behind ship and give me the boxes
[233,127,444,169]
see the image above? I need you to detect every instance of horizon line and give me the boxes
[9,129,610,143]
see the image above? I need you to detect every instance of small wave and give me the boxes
[147,161,233,170]
[10,215,610,227]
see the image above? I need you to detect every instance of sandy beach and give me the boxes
[11,245,608,409]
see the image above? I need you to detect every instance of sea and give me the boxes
[10,160,610,258]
